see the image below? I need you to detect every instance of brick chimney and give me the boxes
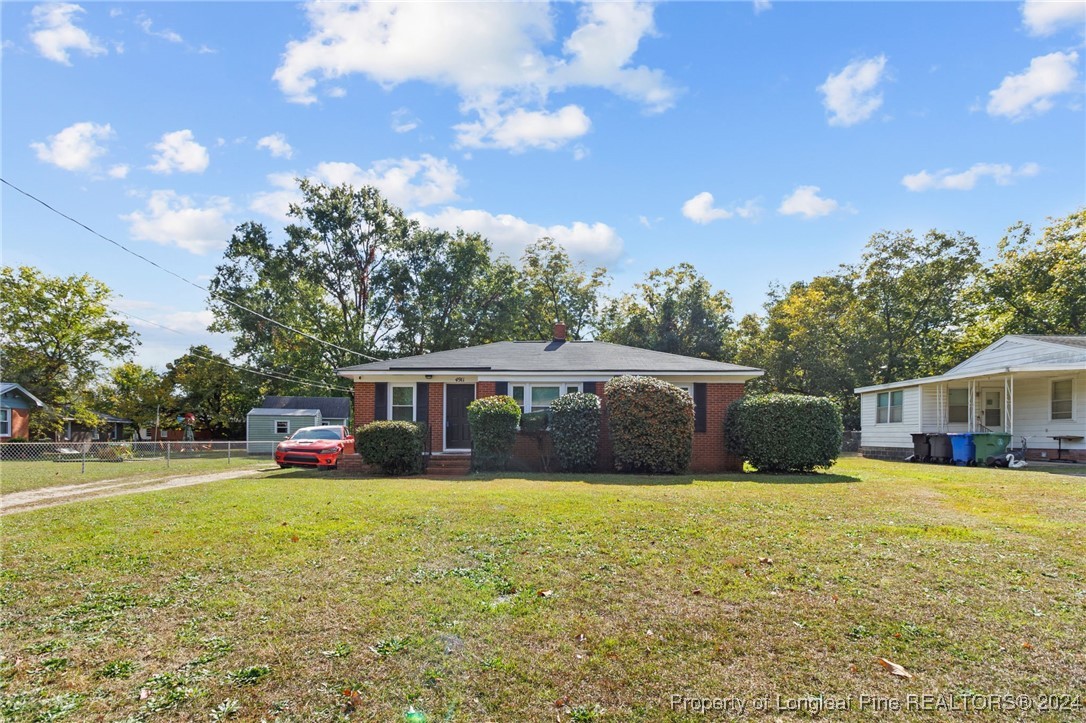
[552,322,567,341]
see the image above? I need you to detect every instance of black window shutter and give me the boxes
[416,382,429,425]
[374,382,388,421]
[583,382,597,395]
[694,383,707,433]
[495,381,508,396]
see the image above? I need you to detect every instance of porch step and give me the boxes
[426,454,472,476]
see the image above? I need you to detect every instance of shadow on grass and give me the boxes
[424,471,862,486]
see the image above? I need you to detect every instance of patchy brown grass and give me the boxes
[1,457,1083,721]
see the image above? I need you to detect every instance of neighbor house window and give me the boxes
[275,420,289,435]
[391,385,415,421]
[876,390,903,423]
[0,408,10,437]
[510,383,581,413]
[947,388,968,424]
[1052,379,1073,420]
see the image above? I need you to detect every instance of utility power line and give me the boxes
[2,177,382,362]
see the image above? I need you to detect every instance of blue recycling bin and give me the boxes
[948,433,976,466]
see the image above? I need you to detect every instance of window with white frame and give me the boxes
[876,390,903,424]
[1051,379,1073,420]
[510,383,581,413]
[391,385,415,421]
[0,408,10,437]
[275,420,289,435]
[947,388,968,424]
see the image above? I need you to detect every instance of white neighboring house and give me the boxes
[855,335,1086,462]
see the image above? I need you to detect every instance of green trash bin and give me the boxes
[973,433,1012,465]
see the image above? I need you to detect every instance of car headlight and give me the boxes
[276,443,286,450]
[319,447,338,454]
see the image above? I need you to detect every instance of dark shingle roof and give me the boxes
[261,396,351,419]
[1015,335,1086,350]
[338,341,761,375]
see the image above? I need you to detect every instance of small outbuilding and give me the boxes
[246,408,323,454]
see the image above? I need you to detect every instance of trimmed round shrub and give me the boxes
[467,395,521,470]
[518,410,549,434]
[550,392,601,472]
[725,393,842,473]
[356,420,425,475]
[605,375,694,474]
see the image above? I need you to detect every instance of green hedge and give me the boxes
[356,421,425,475]
[467,395,521,470]
[605,376,694,474]
[725,393,842,472]
[519,410,549,434]
[550,392,601,472]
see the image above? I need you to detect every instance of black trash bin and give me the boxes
[928,433,952,463]
[910,433,931,462]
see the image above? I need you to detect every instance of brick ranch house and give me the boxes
[337,324,764,474]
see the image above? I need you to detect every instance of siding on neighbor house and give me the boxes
[247,412,321,454]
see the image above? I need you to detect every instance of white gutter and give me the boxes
[337,369,764,381]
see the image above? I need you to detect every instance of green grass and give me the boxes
[1,458,1084,721]
[0,456,270,495]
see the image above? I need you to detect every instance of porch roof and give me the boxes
[854,362,1086,394]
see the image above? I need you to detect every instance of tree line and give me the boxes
[2,180,1082,437]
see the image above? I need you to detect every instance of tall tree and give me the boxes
[517,239,608,340]
[95,363,172,438]
[0,266,138,435]
[164,346,262,438]
[597,264,732,359]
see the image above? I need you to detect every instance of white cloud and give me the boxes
[108,163,129,179]
[818,55,888,126]
[778,186,842,218]
[391,108,420,133]
[753,0,773,14]
[256,133,293,159]
[273,1,675,152]
[148,129,210,174]
[987,51,1080,120]
[1022,0,1086,36]
[137,16,183,43]
[413,207,623,262]
[30,121,112,171]
[121,190,233,254]
[681,192,759,224]
[902,162,1040,191]
[29,3,106,65]
[455,104,591,151]
[249,155,464,222]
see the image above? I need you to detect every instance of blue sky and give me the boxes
[3,1,1084,370]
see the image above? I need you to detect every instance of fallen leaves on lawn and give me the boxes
[538,590,553,598]
[758,557,773,565]
[877,657,913,679]
[342,688,363,713]
[554,696,570,708]
[290,535,299,543]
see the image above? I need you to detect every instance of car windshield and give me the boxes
[290,428,343,441]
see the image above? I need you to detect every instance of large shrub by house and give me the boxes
[550,392,601,472]
[725,393,842,473]
[467,395,521,470]
[605,376,694,474]
[356,421,425,475]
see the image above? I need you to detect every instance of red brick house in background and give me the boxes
[337,324,763,474]
[0,382,44,440]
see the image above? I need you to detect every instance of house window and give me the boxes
[0,408,9,437]
[391,385,415,421]
[510,383,581,413]
[947,388,968,424]
[876,390,903,423]
[1052,379,1073,420]
[275,420,289,435]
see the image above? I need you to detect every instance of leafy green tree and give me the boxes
[975,208,1086,339]
[0,266,138,437]
[95,363,172,438]
[164,346,261,438]
[597,263,732,359]
[516,239,608,340]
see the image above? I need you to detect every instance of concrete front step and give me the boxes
[426,454,471,476]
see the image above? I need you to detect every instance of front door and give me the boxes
[445,384,475,449]
[982,389,1003,431]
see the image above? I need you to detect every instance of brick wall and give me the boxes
[689,383,745,472]
[2,408,31,440]
[428,383,444,452]
[353,382,376,432]
[476,382,497,398]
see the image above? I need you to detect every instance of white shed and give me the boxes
[855,335,1086,462]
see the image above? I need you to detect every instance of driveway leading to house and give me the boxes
[0,468,263,515]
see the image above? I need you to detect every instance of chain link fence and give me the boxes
[0,440,265,473]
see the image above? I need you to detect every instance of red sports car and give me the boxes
[274,425,355,470]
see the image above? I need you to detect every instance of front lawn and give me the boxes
[0,456,270,495]
[2,458,1083,721]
